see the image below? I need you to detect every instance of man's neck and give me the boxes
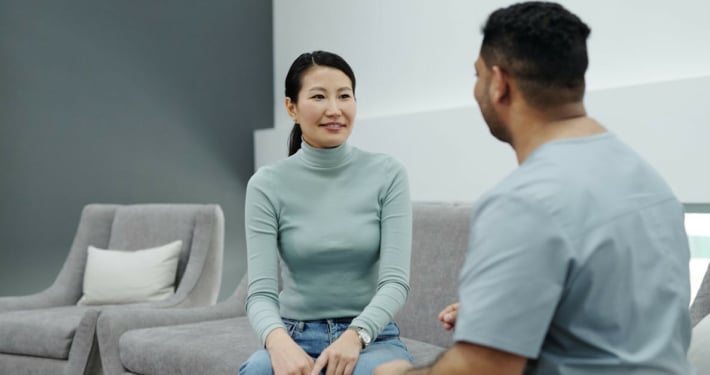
[509,103,606,164]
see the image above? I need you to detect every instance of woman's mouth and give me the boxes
[321,122,345,130]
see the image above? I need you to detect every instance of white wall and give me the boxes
[261,1,710,202]
[256,76,710,202]
[272,0,710,124]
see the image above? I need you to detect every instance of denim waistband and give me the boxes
[282,316,356,324]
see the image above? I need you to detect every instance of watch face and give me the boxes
[359,329,372,345]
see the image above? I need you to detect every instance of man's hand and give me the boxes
[310,328,361,375]
[373,359,414,375]
[377,342,526,375]
[266,328,316,375]
[437,302,459,330]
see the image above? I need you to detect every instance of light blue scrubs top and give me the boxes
[455,132,691,374]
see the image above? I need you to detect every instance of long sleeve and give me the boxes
[351,161,412,340]
[244,170,284,346]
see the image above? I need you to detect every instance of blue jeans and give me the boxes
[238,318,413,375]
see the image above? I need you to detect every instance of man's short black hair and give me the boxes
[481,1,591,108]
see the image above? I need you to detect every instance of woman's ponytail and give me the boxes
[288,124,303,156]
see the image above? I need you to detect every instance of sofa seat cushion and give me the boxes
[120,317,446,374]
[120,317,261,375]
[0,306,92,359]
[401,337,446,367]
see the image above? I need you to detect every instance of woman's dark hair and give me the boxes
[285,51,356,156]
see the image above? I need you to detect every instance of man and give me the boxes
[376,2,692,374]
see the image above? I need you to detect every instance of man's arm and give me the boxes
[375,342,527,375]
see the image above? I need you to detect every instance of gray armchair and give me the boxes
[94,202,473,375]
[0,203,224,375]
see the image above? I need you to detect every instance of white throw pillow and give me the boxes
[77,240,183,305]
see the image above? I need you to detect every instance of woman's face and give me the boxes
[286,66,356,149]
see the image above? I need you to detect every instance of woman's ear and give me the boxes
[285,97,298,121]
[490,66,510,105]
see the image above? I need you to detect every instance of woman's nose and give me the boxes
[324,99,341,116]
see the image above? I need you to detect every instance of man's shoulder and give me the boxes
[482,159,568,205]
[473,155,599,237]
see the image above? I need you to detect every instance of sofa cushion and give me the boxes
[78,240,182,305]
[0,306,92,359]
[120,317,260,375]
[396,203,472,348]
[401,337,446,367]
[119,317,447,374]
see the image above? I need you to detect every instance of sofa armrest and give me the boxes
[96,300,244,375]
[0,286,74,313]
[66,309,102,375]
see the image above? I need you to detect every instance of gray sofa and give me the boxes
[0,204,225,375]
[95,202,473,375]
[688,263,710,373]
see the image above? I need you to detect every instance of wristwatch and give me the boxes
[350,327,372,348]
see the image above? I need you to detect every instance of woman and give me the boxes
[239,50,413,375]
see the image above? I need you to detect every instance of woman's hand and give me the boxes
[266,328,316,375]
[310,328,361,375]
[437,302,460,331]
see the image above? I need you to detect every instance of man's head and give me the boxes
[474,2,591,141]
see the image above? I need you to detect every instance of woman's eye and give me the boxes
[339,94,352,99]
[311,94,325,100]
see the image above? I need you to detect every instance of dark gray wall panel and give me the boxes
[0,0,273,300]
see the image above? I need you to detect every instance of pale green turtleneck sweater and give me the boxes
[244,141,412,346]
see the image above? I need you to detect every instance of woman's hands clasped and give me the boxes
[266,328,316,375]
[310,328,362,375]
[266,326,362,375]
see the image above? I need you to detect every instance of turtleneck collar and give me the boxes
[299,140,354,168]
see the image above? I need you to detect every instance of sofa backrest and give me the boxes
[53,204,119,303]
[108,205,200,285]
[691,263,710,326]
[106,204,224,306]
[396,202,473,347]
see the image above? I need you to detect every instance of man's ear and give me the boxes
[285,97,297,121]
[490,66,510,105]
